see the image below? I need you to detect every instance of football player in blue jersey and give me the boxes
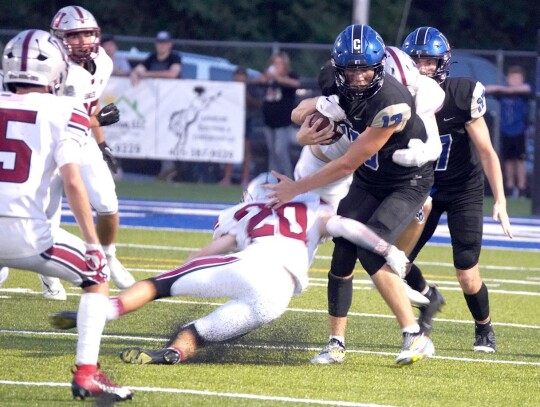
[266,24,436,365]
[401,27,512,353]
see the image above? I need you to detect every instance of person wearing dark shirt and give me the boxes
[130,31,181,85]
[220,66,262,187]
[256,51,300,179]
[130,31,182,181]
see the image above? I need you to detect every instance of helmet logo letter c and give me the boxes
[353,39,362,50]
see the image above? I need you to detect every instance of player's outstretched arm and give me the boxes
[467,117,513,238]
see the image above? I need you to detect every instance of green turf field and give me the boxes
[0,180,539,406]
[1,227,539,406]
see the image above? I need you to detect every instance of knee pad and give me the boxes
[327,272,353,317]
[453,243,481,270]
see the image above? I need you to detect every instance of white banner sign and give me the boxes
[100,77,245,163]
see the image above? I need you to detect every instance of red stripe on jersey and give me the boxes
[21,30,37,71]
[70,111,90,129]
[85,99,99,115]
[386,47,407,86]
[156,256,240,281]
[44,244,87,272]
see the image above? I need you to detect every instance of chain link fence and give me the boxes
[0,29,537,209]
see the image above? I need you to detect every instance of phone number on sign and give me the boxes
[113,144,141,154]
[190,149,234,160]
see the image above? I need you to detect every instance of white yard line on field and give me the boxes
[0,380,395,407]
[1,288,539,330]
[1,329,540,367]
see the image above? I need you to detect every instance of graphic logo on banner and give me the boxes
[101,78,245,163]
[169,86,221,156]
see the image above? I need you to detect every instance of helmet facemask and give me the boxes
[333,60,385,101]
[56,29,100,63]
[408,52,451,84]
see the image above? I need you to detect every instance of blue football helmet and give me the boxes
[331,24,386,100]
[401,27,451,83]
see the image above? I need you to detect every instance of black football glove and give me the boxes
[96,103,120,126]
[98,142,120,174]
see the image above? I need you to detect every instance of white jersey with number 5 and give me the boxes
[213,192,332,294]
[0,92,89,258]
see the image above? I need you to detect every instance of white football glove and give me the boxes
[316,94,346,121]
[384,245,409,279]
[392,138,429,167]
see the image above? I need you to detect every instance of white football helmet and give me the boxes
[50,5,100,63]
[384,46,420,96]
[243,172,278,203]
[2,29,68,95]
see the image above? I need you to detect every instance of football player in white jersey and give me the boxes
[50,173,416,365]
[0,30,132,402]
[38,5,135,296]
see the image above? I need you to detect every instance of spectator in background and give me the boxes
[101,34,131,76]
[220,66,262,187]
[130,31,182,85]
[255,52,300,179]
[486,66,532,198]
[130,31,182,181]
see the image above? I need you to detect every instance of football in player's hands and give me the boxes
[308,111,345,145]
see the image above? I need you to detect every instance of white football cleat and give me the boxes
[0,267,9,287]
[395,332,434,365]
[310,338,346,364]
[107,256,136,289]
[39,275,67,301]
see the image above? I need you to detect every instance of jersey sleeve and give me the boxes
[366,79,413,132]
[415,75,445,117]
[470,81,487,120]
[212,204,241,240]
[370,103,411,131]
[54,98,90,168]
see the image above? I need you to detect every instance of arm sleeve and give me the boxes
[325,215,390,256]
[54,100,89,168]
[470,82,488,119]
[420,114,443,162]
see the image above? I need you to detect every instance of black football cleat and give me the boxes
[49,310,78,330]
[119,347,181,365]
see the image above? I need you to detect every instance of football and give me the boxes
[308,111,346,145]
